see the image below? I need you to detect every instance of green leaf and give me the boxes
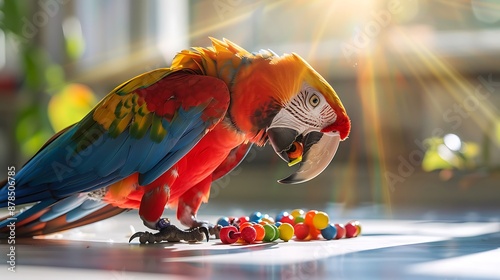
[23,47,49,90]
[1,0,23,35]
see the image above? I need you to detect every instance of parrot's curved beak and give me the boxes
[267,128,341,184]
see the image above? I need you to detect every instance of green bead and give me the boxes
[271,224,280,241]
[263,224,276,242]
[294,216,305,224]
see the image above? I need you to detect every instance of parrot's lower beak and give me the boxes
[267,128,341,184]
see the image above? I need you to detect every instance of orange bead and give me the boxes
[239,221,254,231]
[307,226,321,240]
[304,210,318,226]
[253,224,266,241]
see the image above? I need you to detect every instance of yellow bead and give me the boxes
[312,211,329,230]
[278,223,294,242]
[261,216,275,224]
[290,209,305,219]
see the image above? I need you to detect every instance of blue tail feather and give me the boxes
[0,199,55,229]
[66,199,107,223]
[39,195,87,222]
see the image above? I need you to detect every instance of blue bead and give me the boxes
[274,221,282,227]
[217,217,230,227]
[249,211,262,223]
[156,218,171,229]
[275,211,288,223]
[321,223,337,240]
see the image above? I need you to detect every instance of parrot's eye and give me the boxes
[309,94,320,107]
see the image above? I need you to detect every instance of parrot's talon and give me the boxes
[129,231,157,244]
[198,225,210,242]
[189,221,222,240]
[129,223,212,244]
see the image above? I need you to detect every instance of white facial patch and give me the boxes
[269,83,337,135]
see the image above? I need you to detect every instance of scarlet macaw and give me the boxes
[0,38,350,243]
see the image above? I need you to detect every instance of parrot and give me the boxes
[0,38,350,243]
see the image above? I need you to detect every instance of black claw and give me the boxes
[200,226,210,242]
[129,232,142,243]
[129,231,156,244]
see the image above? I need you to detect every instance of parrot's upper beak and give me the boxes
[267,128,341,184]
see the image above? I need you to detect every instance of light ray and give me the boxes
[396,29,499,141]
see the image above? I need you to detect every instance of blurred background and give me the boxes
[0,0,499,218]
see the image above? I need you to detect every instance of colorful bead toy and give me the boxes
[216,209,361,244]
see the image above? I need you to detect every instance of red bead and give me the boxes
[294,222,310,240]
[280,214,295,226]
[238,216,250,225]
[220,225,257,244]
[240,226,257,243]
[220,226,239,244]
[345,221,360,238]
[334,224,346,239]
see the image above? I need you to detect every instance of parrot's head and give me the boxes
[229,46,351,184]
[265,54,350,184]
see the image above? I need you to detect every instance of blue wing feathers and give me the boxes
[137,108,207,185]
[2,107,206,205]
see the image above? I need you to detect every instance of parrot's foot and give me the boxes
[129,218,212,244]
